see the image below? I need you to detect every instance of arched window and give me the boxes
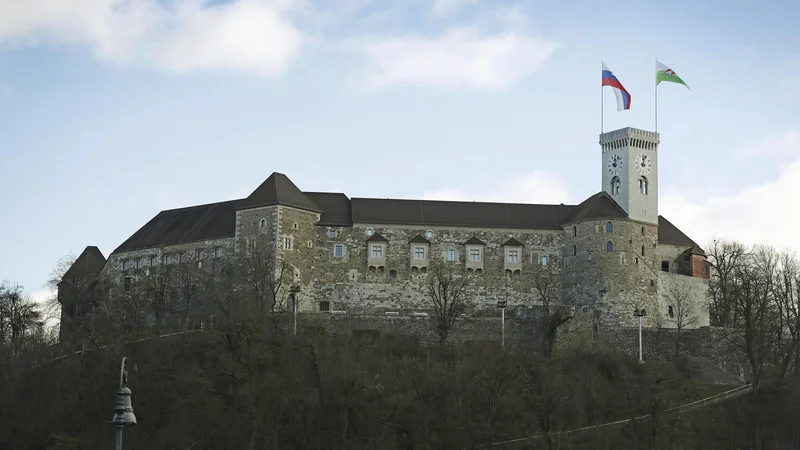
[572,245,577,256]
[610,176,620,195]
[639,177,649,195]
[541,256,548,266]
[572,226,577,237]
[641,226,646,236]
[641,245,645,256]
[260,218,266,228]
[606,241,613,252]
[587,252,593,261]
[606,221,613,233]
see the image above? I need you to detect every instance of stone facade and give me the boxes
[67,127,714,343]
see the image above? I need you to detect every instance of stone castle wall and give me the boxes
[561,218,662,328]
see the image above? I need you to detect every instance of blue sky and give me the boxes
[1,0,799,303]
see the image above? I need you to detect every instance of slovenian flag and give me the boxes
[602,63,632,111]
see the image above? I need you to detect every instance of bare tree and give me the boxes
[114,281,148,341]
[706,239,747,327]
[0,282,43,356]
[771,251,800,380]
[174,254,205,330]
[426,258,471,345]
[232,237,288,315]
[143,264,174,335]
[664,281,698,365]
[531,266,572,358]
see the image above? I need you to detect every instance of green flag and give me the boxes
[656,60,690,90]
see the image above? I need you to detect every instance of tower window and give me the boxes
[641,245,645,256]
[292,222,299,230]
[587,252,593,261]
[606,222,613,233]
[572,245,577,256]
[639,177,649,195]
[668,305,674,318]
[606,241,613,252]
[572,226,577,237]
[610,176,621,195]
[260,218,266,228]
[641,226,646,236]
[283,237,293,250]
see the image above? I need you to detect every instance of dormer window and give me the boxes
[639,177,649,195]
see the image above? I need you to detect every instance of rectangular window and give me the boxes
[149,256,156,266]
[284,237,293,250]
[178,253,184,263]
[371,245,383,258]
[197,249,205,260]
[213,247,222,258]
[469,249,481,261]
[163,254,170,265]
[414,246,426,260]
[334,244,344,258]
[122,261,129,271]
[447,249,457,262]
[135,258,142,269]
[329,230,336,239]
[507,250,519,263]
[123,277,131,291]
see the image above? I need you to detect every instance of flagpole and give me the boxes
[601,61,604,134]
[655,58,658,133]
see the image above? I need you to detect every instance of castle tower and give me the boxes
[600,128,660,225]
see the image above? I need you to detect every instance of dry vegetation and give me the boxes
[1,237,800,449]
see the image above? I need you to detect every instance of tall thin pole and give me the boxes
[638,316,643,362]
[501,307,505,348]
[601,60,604,134]
[654,58,658,132]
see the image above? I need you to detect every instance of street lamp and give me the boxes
[290,284,301,336]
[496,300,508,347]
[112,357,137,450]
[633,308,647,363]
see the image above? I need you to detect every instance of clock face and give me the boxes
[607,154,623,176]
[635,153,653,175]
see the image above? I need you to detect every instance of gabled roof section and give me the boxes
[61,246,106,282]
[366,232,388,242]
[113,199,239,254]
[351,198,574,229]
[465,236,485,245]
[502,237,524,247]
[303,192,352,226]
[235,172,322,213]
[565,192,628,224]
[409,234,431,244]
[658,216,702,252]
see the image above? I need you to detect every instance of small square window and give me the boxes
[319,301,330,312]
[447,249,457,262]
[507,250,519,263]
[334,244,344,258]
[329,230,336,239]
[389,270,397,278]
[469,249,481,261]
[366,228,374,236]
[426,230,434,238]
[661,261,670,272]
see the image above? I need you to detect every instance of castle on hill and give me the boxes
[58,127,711,342]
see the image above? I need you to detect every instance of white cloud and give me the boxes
[360,26,559,90]
[738,131,800,158]
[661,130,800,252]
[431,0,479,16]
[0,0,305,77]
[421,170,572,204]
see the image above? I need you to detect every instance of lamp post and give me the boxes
[496,300,508,347]
[290,284,301,336]
[633,308,647,363]
[112,357,137,450]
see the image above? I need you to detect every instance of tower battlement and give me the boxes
[600,127,660,144]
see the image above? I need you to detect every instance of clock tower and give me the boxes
[600,127,660,225]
